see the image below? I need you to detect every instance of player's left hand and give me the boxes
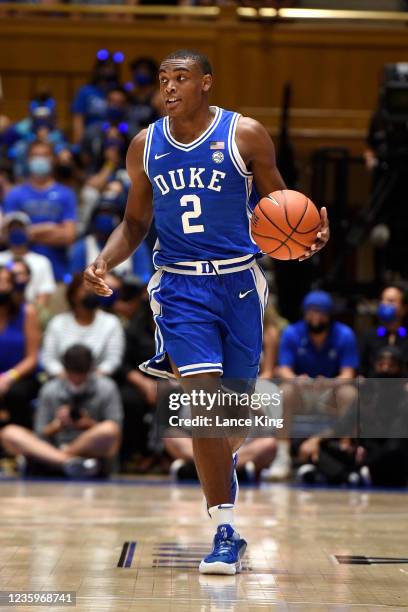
[298,207,330,262]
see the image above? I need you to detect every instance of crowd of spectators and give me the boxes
[1,52,408,488]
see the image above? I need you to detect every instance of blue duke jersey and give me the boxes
[139,106,268,381]
[143,106,260,267]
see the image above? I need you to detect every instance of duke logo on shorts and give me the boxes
[139,106,268,380]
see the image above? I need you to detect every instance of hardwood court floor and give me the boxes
[0,478,407,611]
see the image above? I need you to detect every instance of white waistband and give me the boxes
[161,254,256,275]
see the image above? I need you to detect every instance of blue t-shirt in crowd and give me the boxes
[0,304,25,374]
[278,320,359,378]
[3,182,77,281]
[71,84,107,126]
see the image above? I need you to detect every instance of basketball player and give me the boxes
[84,49,329,574]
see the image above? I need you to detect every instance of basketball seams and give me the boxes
[281,191,321,235]
[257,200,308,256]
[251,229,312,250]
[282,190,309,233]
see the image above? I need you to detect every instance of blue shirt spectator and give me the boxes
[71,56,121,144]
[71,84,107,128]
[3,141,77,282]
[278,291,359,378]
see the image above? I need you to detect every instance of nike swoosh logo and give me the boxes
[155,152,171,160]
[239,289,255,299]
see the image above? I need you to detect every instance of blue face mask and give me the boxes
[94,214,118,236]
[14,280,28,293]
[106,106,125,123]
[133,72,154,87]
[98,290,118,308]
[8,228,28,247]
[28,156,52,176]
[377,303,397,323]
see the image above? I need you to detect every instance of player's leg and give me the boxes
[141,271,248,574]
[168,363,246,575]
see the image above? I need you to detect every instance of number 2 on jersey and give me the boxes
[180,195,204,234]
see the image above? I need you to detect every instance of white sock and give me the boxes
[208,503,234,527]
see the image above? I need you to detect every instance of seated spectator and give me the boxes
[267,290,359,482]
[3,140,77,283]
[85,126,128,188]
[42,273,124,377]
[0,265,41,429]
[71,53,122,144]
[0,212,56,308]
[79,177,127,234]
[1,345,122,479]
[114,274,156,468]
[296,346,408,487]
[80,86,141,171]
[359,284,408,377]
[126,57,162,127]
[54,146,82,191]
[0,159,14,209]
[70,201,152,283]
[6,94,67,180]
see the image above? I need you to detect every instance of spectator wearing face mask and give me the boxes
[3,141,77,283]
[6,95,67,180]
[0,212,56,308]
[84,126,128,197]
[126,57,163,127]
[1,344,122,479]
[269,291,359,481]
[71,54,121,144]
[69,203,152,283]
[359,285,408,377]
[42,273,124,378]
[0,265,41,429]
[80,87,140,172]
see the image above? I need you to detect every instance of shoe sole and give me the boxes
[198,559,242,575]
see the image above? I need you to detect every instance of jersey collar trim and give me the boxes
[163,106,222,151]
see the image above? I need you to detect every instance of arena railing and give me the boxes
[1,4,408,23]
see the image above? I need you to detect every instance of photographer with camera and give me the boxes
[0,344,123,478]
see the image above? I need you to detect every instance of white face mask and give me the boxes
[66,380,88,395]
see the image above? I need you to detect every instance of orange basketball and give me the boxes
[250,190,321,260]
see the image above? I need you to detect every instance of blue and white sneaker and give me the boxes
[199,524,247,575]
[231,452,239,504]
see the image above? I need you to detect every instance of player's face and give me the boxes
[158,59,212,117]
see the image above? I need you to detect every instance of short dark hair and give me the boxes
[66,273,85,310]
[0,265,21,318]
[63,344,93,374]
[375,345,404,367]
[130,56,158,77]
[162,49,212,75]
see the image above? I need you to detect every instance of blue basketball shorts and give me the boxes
[139,262,268,380]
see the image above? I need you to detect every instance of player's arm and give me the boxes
[236,116,329,260]
[84,130,153,296]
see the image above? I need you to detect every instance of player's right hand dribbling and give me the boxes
[83,258,113,296]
